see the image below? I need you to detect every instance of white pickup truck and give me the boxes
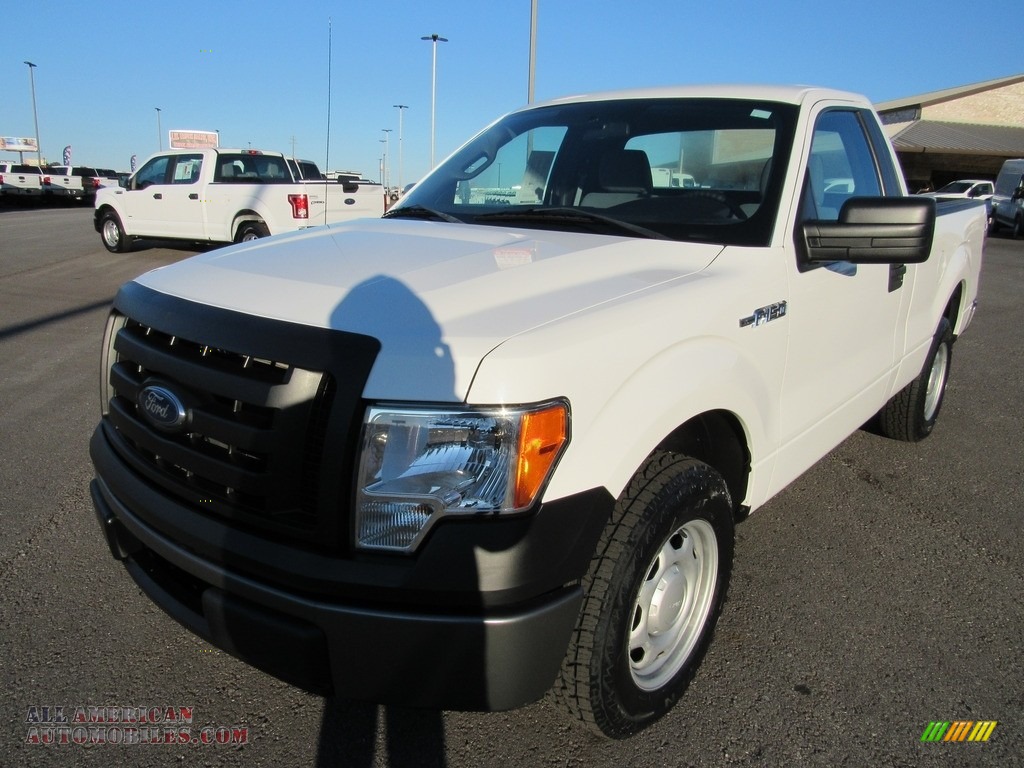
[43,165,120,204]
[93,148,383,252]
[89,85,985,738]
[0,163,43,201]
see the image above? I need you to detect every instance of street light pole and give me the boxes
[528,0,538,104]
[393,104,408,191]
[24,62,42,168]
[155,107,162,150]
[381,129,392,189]
[420,33,448,168]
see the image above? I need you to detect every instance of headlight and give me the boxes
[354,401,569,552]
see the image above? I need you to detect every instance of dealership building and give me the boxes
[876,73,1024,192]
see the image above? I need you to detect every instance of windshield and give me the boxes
[934,181,973,194]
[397,98,798,246]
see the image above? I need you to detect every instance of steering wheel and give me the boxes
[681,189,748,221]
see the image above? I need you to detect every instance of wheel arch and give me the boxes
[94,202,119,232]
[231,210,268,241]
[944,282,964,338]
[655,410,751,522]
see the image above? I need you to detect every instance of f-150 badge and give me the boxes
[739,301,787,328]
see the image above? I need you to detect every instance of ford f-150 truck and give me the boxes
[93,148,383,252]
[89,85,985,738]
[43,165,120,204]
[0,163,43,201]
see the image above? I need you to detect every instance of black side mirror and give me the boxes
[801,196,935,265]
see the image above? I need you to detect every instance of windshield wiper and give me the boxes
[383,205,464,224]
[473,207,668,240]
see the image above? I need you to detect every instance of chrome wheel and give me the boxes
[923,341,949,423]
[628,518,718,691]
[102,218,121,249]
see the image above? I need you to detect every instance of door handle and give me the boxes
[152,193,162,199]
[888,263,907,292]
[189,193,199,200]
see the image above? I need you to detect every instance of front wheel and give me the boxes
[878,317,953,442]
[236,221,270,242]
[99,210,132,253]
[556,453,734,738]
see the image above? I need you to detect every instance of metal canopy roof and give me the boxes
[889,120,1024,156]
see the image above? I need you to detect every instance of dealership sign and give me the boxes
[168,130,219,150]
[0,136,38,152]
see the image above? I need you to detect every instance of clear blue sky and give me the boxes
[1,0,1018,184]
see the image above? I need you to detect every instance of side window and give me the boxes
[801,110,881,221]
[171,155,203,184]
[134,156,171,188]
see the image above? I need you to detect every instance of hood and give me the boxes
[134,218,723,400]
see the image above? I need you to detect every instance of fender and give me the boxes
[894,206,984,389]
[545,335,779,511]
[468,289,785,511]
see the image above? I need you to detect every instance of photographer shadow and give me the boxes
[313,274,458,767]
[316,699,447,767]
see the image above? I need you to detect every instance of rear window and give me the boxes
[214,154,291,183]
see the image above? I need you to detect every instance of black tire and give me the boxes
[556,452,734,738]
[236,221,270,242]
[878,317,953,442]
[1014,215,1024,240]
[99,210,132,253]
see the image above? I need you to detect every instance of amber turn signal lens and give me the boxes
[514,404,568,508]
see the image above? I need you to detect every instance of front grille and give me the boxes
[98,283,381,553]
[102,313,338,546]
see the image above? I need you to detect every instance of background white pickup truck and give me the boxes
[89,85,985,739]
[93,148,383,252]
[43,165,120,204]
[0,163,43,201]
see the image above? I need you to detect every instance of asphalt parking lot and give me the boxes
[1,206,1022,767]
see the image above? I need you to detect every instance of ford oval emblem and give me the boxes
[138,385,188,432]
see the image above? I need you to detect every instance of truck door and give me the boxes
[775,107,907,485]
[122,155,171,235]
[123,154,205,239]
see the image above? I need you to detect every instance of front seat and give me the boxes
[581,149,653,208]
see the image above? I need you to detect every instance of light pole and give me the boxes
[24,62,42,168]
[379,139,387,185]
[420,33,448,168]
[393,104,408,191]
[381,129,392,189]
[528,0,538,103]
[155,107,162,150]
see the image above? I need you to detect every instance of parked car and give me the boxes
[94,148,384,252]
[0,163,43,202]
[42,166,119,204]
[923,179,994,202]
[988,159,1024,237]
[89,84,985,739]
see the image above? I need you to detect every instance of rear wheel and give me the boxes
[878,317,953,441]
[236,221,270,242]
[99,210,132,253]
[556,453,733,738]
[1014,215,1024,239]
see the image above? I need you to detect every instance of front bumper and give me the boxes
[90,425,612,711]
